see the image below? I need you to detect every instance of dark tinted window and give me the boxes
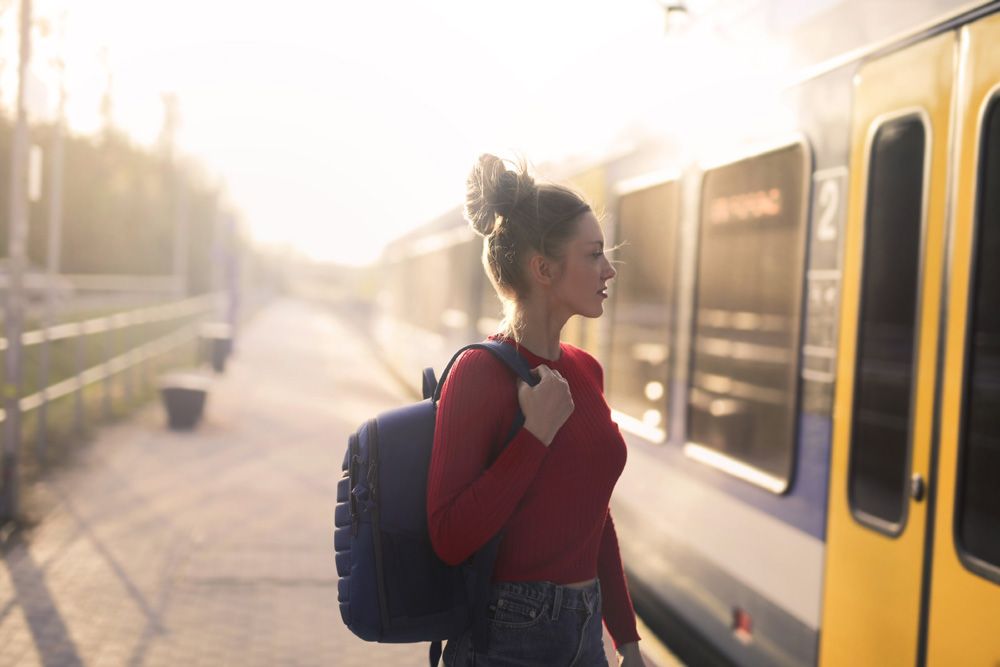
[609,180,680,435]
[957,98,1000,571]
[688,144,808,486]
[848,116,926,529]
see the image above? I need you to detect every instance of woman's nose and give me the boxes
[603,260,616,280]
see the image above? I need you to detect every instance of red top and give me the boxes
[426,335,640,648]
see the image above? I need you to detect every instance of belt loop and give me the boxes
[551,585,563,621]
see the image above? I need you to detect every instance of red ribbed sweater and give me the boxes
[426,336,640,649]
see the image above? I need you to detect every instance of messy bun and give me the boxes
[464,154,536,238]
[463,154,593,341]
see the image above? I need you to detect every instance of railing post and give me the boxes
[37,327,50,463]
[39,49,65,466]
[136,315,144,398]
[102,319,112,419]
[122,314,133,407]
[144,316,153,395]
[74,321,84,435]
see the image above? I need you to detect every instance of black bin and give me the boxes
[158,372,211,430]
[200,323,234,373]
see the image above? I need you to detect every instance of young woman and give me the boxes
[426,155,647,667]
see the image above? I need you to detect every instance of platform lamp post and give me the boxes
[37,44,66,462]
[2,0,32,523]
[655,0,689,34]
[162,94,188,299]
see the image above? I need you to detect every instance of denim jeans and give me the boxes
[443,579,609,667]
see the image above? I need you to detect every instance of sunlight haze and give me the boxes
[1,0,666,266]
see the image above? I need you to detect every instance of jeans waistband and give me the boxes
[491,579,600,616]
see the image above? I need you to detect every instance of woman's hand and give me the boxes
[617,642,647,667]
[517,365,574,446]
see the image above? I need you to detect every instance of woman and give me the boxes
[427,154,647,667]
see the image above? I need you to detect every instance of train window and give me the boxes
[956,97,1000,573]
[687,142,809,491]
[848,115,927,532]
[608,179,680,438]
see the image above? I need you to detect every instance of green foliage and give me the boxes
[0,118,239,293]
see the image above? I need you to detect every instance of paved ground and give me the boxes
[0,299,679,667]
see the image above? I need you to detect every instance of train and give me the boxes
[373,1,1000,665]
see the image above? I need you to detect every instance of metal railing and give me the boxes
[0,292,222,520]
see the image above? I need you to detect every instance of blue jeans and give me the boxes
[443,579,609,667]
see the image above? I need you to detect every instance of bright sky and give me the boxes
[0,0,679,266]
[1,1,806,266]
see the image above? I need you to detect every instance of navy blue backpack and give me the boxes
[334,341,536,665]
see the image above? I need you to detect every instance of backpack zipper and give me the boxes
[347,433,360,536]
[366,418,391,635]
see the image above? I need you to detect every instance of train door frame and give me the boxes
[925,13,1000,664]
[819,30,957,666]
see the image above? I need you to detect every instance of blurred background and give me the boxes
[1,1,998,666]
[0,0,672,271]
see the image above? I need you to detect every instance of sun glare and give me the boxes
[3,0,670,266]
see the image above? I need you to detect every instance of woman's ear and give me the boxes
[527,253,557,286]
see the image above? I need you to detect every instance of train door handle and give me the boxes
[910,473,926,502]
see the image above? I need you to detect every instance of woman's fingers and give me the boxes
[518,363,574,446]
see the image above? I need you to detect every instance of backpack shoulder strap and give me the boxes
[430,341,539,658]
[431,340,537,404]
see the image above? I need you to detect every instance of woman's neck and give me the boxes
[511,298,568,361]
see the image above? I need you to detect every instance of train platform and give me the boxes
[0,299,680,667]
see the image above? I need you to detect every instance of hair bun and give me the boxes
[464,154,535,237]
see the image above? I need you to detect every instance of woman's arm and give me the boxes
[597,511,642,649]
[617,641,647,667]
[426,350,549,565]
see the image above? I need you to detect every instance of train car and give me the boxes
[375,1,1000,664]
[603,3,1000,665]
[377,206,485,384]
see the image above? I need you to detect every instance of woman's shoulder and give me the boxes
[437,346,519,420]
[454,346,511,371]
[445,346,518,388]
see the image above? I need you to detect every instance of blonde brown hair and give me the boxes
[464,154,592,341]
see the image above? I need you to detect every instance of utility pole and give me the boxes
[656,0,689,34]
[38,51,65,461]
[2,0,32,522]
[221,212,240,346]
[161,94,187,298]
[99,46,113,138]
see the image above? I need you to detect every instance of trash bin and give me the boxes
[158,372,212,430]
[200,323,233,373]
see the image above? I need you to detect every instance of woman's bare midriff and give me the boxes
[565,578,597,589]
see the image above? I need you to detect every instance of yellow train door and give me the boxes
[926,13,1000,665]
[820,32,956,666]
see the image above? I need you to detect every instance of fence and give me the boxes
[0,291,223,521]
